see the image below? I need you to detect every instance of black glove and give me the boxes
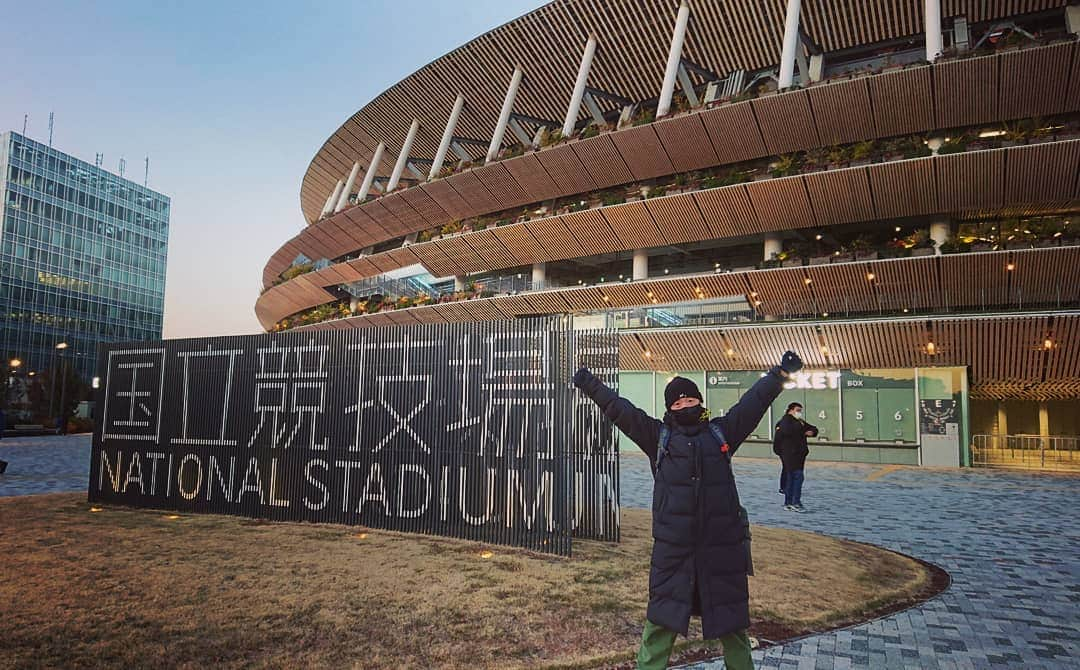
[572,367,593,389]
[780,351,803,374]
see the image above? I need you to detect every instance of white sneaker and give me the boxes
[792,504,806,513]
[784,504,796,511]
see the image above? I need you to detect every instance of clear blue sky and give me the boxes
[0,0,541,338]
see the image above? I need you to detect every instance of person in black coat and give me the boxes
[772,402,818,512]
[573,351,804,670]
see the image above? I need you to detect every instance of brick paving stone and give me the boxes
[617,452,1079,669]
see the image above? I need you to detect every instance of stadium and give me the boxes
[255,0,1080,468]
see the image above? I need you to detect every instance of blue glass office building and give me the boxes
[0,132,169,380]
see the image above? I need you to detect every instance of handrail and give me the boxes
[972,433,1080,471]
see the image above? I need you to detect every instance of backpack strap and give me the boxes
[656,425,672,474]
[707,422,731,461]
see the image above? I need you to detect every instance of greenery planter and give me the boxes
[855,251,879,261]
[809,255,832,265]
[781,258,803,268]
[831,253,856,263]
[911,247,935,257]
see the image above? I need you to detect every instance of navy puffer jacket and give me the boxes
[575,368,784,638]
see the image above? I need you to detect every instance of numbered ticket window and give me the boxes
[706,371,772,440]
[774,388,840,441]
[878,388,916,442]
[841,385,880,441]
[841,369,917,444]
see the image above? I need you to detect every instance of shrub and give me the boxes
[770,154,801,178]
[540,129,564,147]
[850,140,876,161]
[632,108,655,127]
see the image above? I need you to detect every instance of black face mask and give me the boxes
[671,405,705,426]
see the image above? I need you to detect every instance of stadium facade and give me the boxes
[256,1,1080,467]
[1,131,170,381]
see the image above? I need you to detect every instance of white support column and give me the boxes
[1068,6,1080,36]
[633,250,648,281]
[925,0,943,62]
[531,263,546,289]
[386,119,420,193]
[778,0,802,89]
[508,119,533,146]
[657,0,691,118]
[486,66,524,164]
[996,402,1008,436]
[676,65,699,107]
[795,44,809,87]
[320,183,340,217]
[429,94,465,180]
[355,142,386,204]
[323,180,344,217]
[562,34,598,137]
[583,93,606,125]
[454,275,466,292]
[808,53,825,82]
[334,161,362,213]
[930,219,951,254]
[1038,401,1050,451]
[763,232,782,261]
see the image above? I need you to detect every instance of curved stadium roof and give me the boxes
[299,0,1068,224]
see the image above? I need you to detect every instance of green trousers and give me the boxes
[636,619,754,670]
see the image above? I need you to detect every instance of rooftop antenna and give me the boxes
[118,157,126,177]
[95,153,103,168]
[48,112,54,146]
[144,156,149,187]
[22,114,27,135]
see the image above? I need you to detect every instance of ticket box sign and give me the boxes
[708,367,931,447]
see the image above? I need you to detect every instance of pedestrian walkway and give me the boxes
[0,434,91,497]
[619,452,1080,669]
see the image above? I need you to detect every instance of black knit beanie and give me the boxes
[664,376,702,410]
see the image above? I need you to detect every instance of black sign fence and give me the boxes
[88,318,619,555]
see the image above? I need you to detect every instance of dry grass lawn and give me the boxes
[0,493,930,669]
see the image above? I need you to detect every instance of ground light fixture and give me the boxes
[1007,262,1015,271]
[1044,338,1054,350]
[55,342,68,349]
[926,342,937,355]
[479,550,494,559]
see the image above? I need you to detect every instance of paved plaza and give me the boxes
[618,453,1080,670]
[3,436,1077,668]
[0,434,91,497]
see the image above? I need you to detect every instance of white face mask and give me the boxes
[793,410,804,420]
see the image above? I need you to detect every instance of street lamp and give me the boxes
[52,343,70,434]
[9,358,20,369]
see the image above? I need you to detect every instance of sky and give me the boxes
[0,0,541,338]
